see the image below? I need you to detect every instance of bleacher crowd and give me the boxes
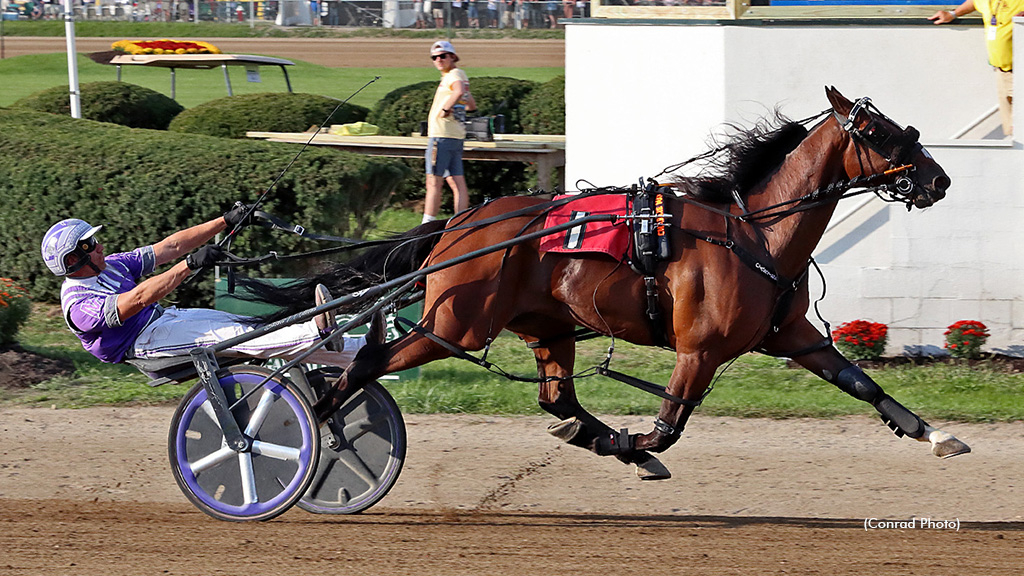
[1,0,595,28]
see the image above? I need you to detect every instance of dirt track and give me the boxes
[2,407,1022,574]
[0,37,565,67]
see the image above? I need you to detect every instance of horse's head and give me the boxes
[825,86,949,209]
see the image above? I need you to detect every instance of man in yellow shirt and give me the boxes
[931,0,1024,136]
[423,40,477,224]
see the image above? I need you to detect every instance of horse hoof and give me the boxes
[547,417,583,443]
[928,430,972,459]
[634,454,671,481]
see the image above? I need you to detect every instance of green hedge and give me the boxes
[0,109,410,306]
[12,81,185,130]
[368,76,539,136]
[520,75,565,135]
[367,80,437,136]
[169,92,369,139]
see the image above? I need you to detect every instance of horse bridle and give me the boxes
[834,96,923,198]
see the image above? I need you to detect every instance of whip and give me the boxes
[184,76,382,286]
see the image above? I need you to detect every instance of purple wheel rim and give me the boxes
[174,372,315,518]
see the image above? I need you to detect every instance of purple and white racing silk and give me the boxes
[60,246,158,363]
[61,245,366,367]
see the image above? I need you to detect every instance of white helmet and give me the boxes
[41,218,103,276]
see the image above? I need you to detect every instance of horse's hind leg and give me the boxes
[761,319,971,458]
[529,335,671,480]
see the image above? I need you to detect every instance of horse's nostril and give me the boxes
[933,175,951,192]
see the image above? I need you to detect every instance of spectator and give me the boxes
[487,0,498,26]
[504,0,517,28]
[433,0,446,27]
[423,40,477,223]
[930,0,1024,136]
[414,0,426,28]
[468,0,479,27]
[544,0,558,27]
[451,0,466,26]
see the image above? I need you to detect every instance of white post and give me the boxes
[193,0,198,22]
[63,0,81,119]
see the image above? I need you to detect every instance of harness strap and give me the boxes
[393,317,493,369]
[595,366,702,407]
[525,328,603,349]
[758,337,834,360]
[252,210,362,244]
[767,265,811,333]
[684,230,791,289]
[643,276,669,347]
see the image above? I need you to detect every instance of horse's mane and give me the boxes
[674,112,809,204]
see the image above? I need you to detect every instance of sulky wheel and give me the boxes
[297,369,406,515]
[168,366,320,522]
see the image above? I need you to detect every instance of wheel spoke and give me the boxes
[238,452,257,505]
[337,450,380,490]
[244,389,280,437]
[251,440,301,462]
[200,399,222,432]
[305,457,337,496]
[190,445,235,474]
[341,411,388,443]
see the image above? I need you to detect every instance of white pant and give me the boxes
[132,307,364,367]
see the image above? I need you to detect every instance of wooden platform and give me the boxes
[246,131,567,191]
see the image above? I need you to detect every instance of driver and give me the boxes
[40,205,384,367]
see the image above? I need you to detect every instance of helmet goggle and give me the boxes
[64,235,99,274]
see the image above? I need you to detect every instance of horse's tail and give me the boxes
[234,219,449,324]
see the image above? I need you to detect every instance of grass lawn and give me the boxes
[8,302,1024,422]
[0,52,563,110]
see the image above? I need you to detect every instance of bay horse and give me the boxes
[244,87,969,479]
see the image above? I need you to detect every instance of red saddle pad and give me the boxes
[538,194,631,258]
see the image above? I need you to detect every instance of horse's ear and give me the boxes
[825,86,852,115]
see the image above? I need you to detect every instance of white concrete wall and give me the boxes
[566,25,727,188]
[566,19,1024,354]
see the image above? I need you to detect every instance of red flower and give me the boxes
[944,320,989,359]
[832,320,888,360]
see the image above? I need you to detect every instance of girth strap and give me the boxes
[643,276,669,347]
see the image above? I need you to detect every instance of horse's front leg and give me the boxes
[528,334,672,480]
[631,351,717,456]
[761,319,971,458]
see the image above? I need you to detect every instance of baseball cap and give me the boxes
[430,40,456,57]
